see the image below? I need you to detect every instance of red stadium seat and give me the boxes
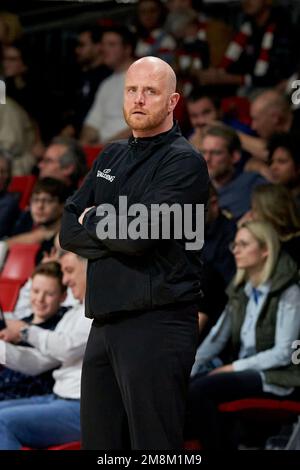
[22,441,81,450]
[82,145,104,169]
[1,244,40,283]
[218,398,300,415]
[0,278,23,312]
[8,175,37,210]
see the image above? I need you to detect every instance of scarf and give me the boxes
[220,21,276,85]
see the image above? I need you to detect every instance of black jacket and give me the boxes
[60,123,209,320]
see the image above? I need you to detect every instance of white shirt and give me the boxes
[0,303,91,399]
[84,71,127,143]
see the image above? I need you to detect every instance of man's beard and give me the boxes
[123,106,169,131]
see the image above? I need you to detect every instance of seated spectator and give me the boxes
[247,184,300,268]
[8,234,78,320]
[187,221,300,450]
[187,88,220,150]
[80,25,135,146]
[133,0,176,64]
[187,88,253,151]
[0,97,35,176]
[0,251,91,450]
[61,25,112,137]
[202,184,236,286]
[2,40,58,141]
[0,148,19,238]
[5,178,69,265]
[38,137,87,192]
[167,9,209,97]
[198,0,295,92]
[201,124,266,220]
[239,89,294,166]
[268,133,300,205]
[0,261,67,400]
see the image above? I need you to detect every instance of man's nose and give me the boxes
[134,91,145,104]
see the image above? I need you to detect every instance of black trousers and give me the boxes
[186,370,299,450]
[81,303,199,450]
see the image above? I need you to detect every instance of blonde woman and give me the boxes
[249,184,300,267]
[187,221,300,449]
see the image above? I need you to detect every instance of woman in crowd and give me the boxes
[250,184,300,268]
[187,220,300,449]
[268,133,300,206]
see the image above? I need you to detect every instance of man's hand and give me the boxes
[208,364,234,375]
[78,207,95,225]
[0,320,27,343]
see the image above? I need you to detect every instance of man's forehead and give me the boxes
[126,68,167,83]
[46,144,67,157]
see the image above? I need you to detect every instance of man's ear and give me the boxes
[232,150,241,165]
[168,92,180,112]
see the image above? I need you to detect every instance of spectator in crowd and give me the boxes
[7,234,78,320]
[0,261,68,400]
[80,25,136,145]
[133,0,176,64]
[0,251,91,450]
[2,40,56,141]
[38,137,87,191]
[167,9,209,97]
[202,183,236,286]
[201,124,266,220]
[198,0,295,91]
[0,97,35,176]
[186,88,220,150]
[187,220,300,450]
[239,89,294,163]
[5,178,69,265]
[196,185,236,344]
[268,133,300,205]
[246,184,300,268]
[61,25,112,137]
[186,88,253,151]
[0,149,19,238]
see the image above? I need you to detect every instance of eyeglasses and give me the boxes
[229,240,251,252]
[30,196,58,205]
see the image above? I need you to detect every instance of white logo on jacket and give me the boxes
[97,169,115,182]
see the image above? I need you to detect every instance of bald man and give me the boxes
[238,89,294,162]
[60,57,209,450]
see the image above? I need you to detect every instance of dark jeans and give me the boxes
[81,304,199,450]
[186,370,299,450]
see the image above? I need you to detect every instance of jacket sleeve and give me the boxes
[83,152,209,256]
[59,162,109,259]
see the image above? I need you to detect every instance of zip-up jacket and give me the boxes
[60,122,209,320]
